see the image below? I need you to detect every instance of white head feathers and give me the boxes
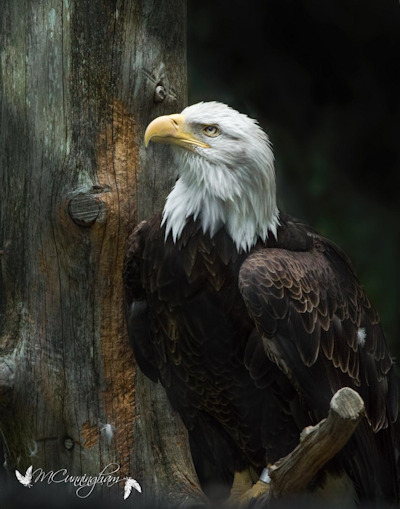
[154,102,279,251]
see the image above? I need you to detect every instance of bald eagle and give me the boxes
[124,102,399,505]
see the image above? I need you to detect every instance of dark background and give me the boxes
[188,0,400,357]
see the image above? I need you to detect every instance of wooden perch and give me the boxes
[267,387,365,499]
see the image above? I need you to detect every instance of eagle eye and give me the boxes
[202,125,220,138]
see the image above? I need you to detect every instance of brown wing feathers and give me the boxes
[239,239,399,501]
[238,245,397,432]
[124,213,399,501]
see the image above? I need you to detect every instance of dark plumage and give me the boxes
[123,102,399,504]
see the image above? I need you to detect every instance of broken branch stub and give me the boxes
[268,387,364,499]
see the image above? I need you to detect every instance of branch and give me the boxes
[268,387,364,499]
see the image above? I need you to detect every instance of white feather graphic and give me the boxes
[15,465,33,488]
[123,477,142,499]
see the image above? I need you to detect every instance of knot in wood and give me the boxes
[68,193,101,227]
[63,437,74,450]
[154,84,167,103]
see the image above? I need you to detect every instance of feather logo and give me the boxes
[123,477,142,500]
[15,465,34,488]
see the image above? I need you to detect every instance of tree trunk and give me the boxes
[0,0,202,505]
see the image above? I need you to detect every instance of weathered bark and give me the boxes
[0,0,202,505]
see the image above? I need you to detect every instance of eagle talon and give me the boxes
[231,480,270,509]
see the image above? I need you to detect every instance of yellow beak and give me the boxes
[144,114,210,150]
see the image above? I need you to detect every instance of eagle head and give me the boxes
[144,102,279,251]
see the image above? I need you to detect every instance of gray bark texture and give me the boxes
[0,0,202,505]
